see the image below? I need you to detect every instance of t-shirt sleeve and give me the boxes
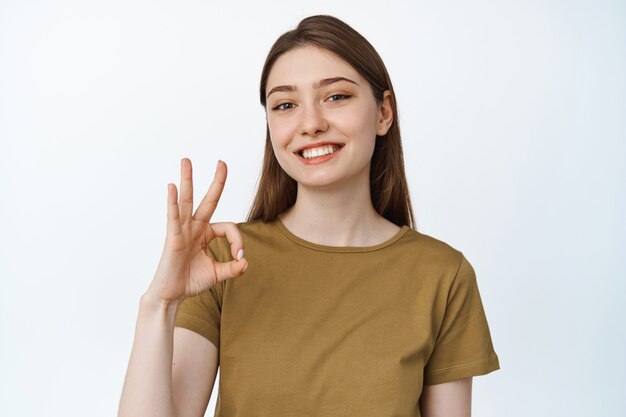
[173,237,230,350]
[423,254,500,385]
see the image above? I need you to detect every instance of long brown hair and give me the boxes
[245,14,417,230]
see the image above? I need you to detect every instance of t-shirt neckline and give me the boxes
[273,217,410,253]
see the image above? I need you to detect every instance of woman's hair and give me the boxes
[245,14,417,230]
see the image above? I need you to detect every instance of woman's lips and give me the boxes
[295,144,343,165]
[294,142,345,154]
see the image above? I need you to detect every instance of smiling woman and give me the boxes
[263,44,392,192]
[118,14,500,417]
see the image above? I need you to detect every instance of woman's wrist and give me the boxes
[140,291,182,316]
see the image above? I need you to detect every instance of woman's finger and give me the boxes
[193,160,227,223]
[214,258,248,284]
[179,158,194,225]
[210,221,245,262]
[209,221,247,282]
[166,183,182,237]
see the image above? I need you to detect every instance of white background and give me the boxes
[1,1,624,416]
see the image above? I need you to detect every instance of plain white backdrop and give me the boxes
[1,1,624,416]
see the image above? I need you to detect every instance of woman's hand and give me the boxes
[144,158,248,303]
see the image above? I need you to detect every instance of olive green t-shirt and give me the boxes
[174,218,500,416]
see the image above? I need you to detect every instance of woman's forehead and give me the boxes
[266,45,362,91]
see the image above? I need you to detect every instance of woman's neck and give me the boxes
[277,185,399,247]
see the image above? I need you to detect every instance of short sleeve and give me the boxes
[174,237,230,350]
[423,254,500,385]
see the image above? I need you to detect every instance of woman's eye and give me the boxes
[328,94,351,102]
[272,102,295,111]
[271,95,351,111]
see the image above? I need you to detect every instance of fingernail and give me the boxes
[242,262,248,272]
[237,249,244,260]
[215,159,221,173]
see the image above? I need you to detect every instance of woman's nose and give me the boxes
[299,102,328,136]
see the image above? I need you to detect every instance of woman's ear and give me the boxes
[376,90,394,136]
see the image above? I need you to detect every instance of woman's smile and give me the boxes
[295,143,344,165]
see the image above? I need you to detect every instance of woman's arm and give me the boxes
[118,159,242,417]
[420,377,472,417]
[172,326,219,417]
[117,293,218,417]
[117,294,182,417]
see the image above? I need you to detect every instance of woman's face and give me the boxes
[265,45,392,190]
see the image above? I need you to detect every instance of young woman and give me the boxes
[118,15,500,417]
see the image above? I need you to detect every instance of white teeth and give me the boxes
[301,145,340,159]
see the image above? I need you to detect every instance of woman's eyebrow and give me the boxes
[266,76,358,99]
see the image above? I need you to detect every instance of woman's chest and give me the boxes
[215,260,440,415]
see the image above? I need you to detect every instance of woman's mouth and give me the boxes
[295,144,344,164]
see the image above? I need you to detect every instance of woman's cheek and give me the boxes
[270,121,297,148]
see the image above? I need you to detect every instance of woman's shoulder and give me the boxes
[400,227,466,266]
[234,219,276,239]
